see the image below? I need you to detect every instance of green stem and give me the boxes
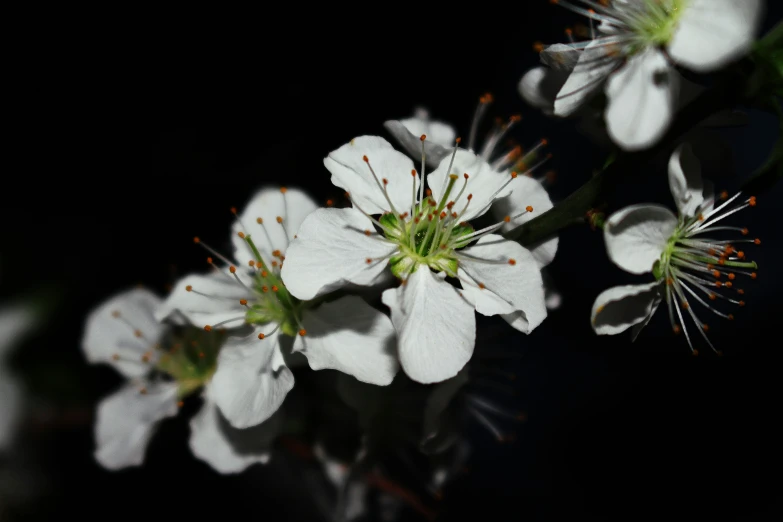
[506,60,751,247]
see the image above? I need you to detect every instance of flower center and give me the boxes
[155,327,223,398]
[629,0,688,50]
[239,235,303,337]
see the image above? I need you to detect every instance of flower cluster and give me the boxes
[78,0,769,483]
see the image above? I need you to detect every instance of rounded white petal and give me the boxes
[0,368,21,450]
[668,143,704,218]
[381,269,475,384]
[591,282,661,336]
[280,208,398,300]
[0,304,38,359]
[208,329,294,429]
[82,288,165,378]
[231,186,319,266]
[492,175,558,267]
[384,113,454,169]
[554,41,620,117]
[668,0,763,72]
[324,136,418,215]
[606,49,678,151]
[458,234,547,332]
[189,398,281,474]
[604,204,678,275]
[293,296,398,385]
[94,381,179,470]
[519,66,569,114]
[154,273,250,329]
[428,149,511,222]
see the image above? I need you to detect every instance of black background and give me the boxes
[2,3,781,521]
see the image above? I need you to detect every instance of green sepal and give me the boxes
[379,213,401,239]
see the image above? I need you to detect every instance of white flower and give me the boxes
[542,0,763,150]
[156,187,399,429]
[281,136,548,384]
[591,143,759,353]
[0,304,38,451]
[82,287,280,473]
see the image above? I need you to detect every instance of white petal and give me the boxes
[668,143,704,218]
[94,381,179,470]
[82,288,165,378]
[208,329,294,429]
[491,175,558,267]
[604,204,677,275]
[280,208,398,301]
[554,41,619,117]
[668,0,763,72]
[591,282,661,336]
[381,269,475,384]
[606,49,678,151]
[540,43,581,72]
[458,234,547,332]
[428,149,511,222]
[293,296,398,385]
[518,66,568,114]
[231,186,319,266]
[0,368,21,450]
[154,273,249,330]
[189,398,281,474]
[423,369,469,442]
[384,112,454,169]
[324,136,418,215]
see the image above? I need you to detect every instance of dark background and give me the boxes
[2,3,781,520]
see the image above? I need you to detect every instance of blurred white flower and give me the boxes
[538,0,763,150]
[0,304,38,451]
[156,186,398,430]
[82,287,280,473]
[591,143,760,353]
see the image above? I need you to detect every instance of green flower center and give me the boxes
[155,327,223,398]
[380,175,475,279]
[629,0,688,52]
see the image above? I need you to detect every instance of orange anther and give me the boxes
[204,325,212,332]
[261,270,268,277]
[229,266,237,273]
[724,246,734,254]
[511,171,518,179]
[207,257,213,264]
[186,285,193,292]
[271,285,279,292]
[256,217,263,224]
[673,325,681,334]
[420,134,426,141]
[231,206,238,215]
[749,196,757,206]
[728,314,735,320]
[366,258,372,264]
[739,300,746,307]
[715,281,723,288]
[177,401,184,408]
[239,299,248,306]
[725,281,733,288]
[682,301,689,310]
[280,187,287,193]
[741,228,749,235]
[720,191,728,200]
[754,238,761,245]
[718,258,726,266]
[248,260,255,267]
[299,329,307,336]
[750,272,757,279]
[508,259,517,266]
[258,333,265,339]
[728,273,735,280]
[467,194,473,200]
[478,283,486,289]
[134,329,143,338]
[709,293,717,300]
[533,41,544,53]
[504,216,511,223]
[276,216,283,223]
[702,324,709,332]
[526,206,534,212]
[737,289,745,295]
[198,352,205,358]
[238,231,245,239]
[737,251,745,259]
[364,229,372,236]
[382,178,388,185]
[425,188,432,196]
[713,270,721,278]
[362,155,369,162]
[464,173,469,179]
[193,237,200,244]
[262,286,269,293]
[139,388,148,395]
[326,199,334,207]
